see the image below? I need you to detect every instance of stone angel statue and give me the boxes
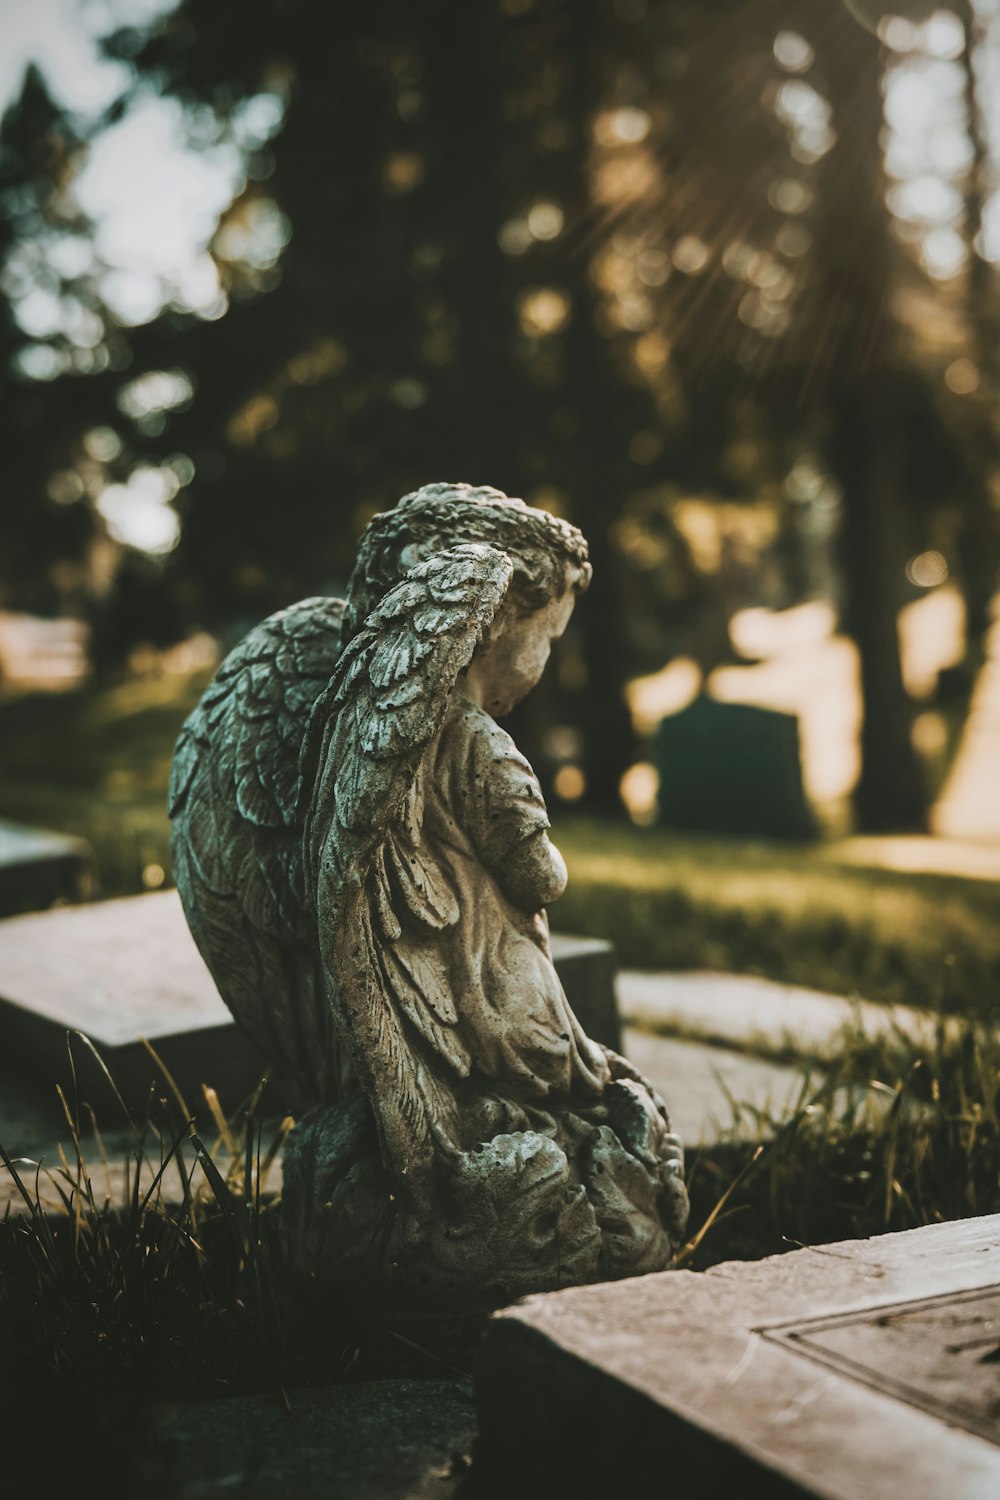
[170,483,688,1305]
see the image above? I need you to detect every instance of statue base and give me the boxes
[280,1048,690,1310]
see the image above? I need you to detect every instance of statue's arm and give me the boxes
[496,830,567,912]
[460,715,567,913]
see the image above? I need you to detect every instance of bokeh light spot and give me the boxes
[945,358,981,395]
[498,218,532,256]
[553,764,586,801]
[671,236,709,275]
[518,287,571,335]
[83,427,124,462]
[383,152,425,194]
[773,32,815,73]
[906,550,949,587]
[527,201,565,240]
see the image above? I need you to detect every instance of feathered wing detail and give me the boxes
[304,544,514,1210]
[168,596,348,1102]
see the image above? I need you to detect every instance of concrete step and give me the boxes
[620,969,947,1061]
[623,1027,807,1145]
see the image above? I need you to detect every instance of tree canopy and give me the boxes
[2,0,998,827]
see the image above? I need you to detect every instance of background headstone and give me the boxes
[655,696,815,841]
[0,818,95,916]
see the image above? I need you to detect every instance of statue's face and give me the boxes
[465,588,576,717]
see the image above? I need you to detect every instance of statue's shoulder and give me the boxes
[439,694,519,770]
[436,695,548,855]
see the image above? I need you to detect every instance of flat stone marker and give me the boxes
[0,817,95,916]
[0,890,267,1111]
[767,1286,1000,1448]
[0,890,621,1111]
[474,1216,1000,1498]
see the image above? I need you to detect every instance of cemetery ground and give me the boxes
[3,980,1000,1495]
[2,673,1000,1494]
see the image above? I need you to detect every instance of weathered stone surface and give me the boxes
[769,1285,1000,1446]
[0,817,94,916]
[623,1027,807,1144]
[0,889,620,1112]
[473,1216,1000,1498]
[146,1379,476,1500]
[619,969,947,1060]
[168,484,689,1302]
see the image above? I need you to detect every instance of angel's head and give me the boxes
[348,482,591,716]
[346,482,592,640]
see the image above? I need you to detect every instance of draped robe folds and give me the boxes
[390,693,610,1116]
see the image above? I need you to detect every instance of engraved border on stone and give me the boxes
[758,1284,1000,1446]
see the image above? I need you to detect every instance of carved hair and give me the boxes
[345,482,592,638]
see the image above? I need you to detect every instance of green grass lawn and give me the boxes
[1,675,998,1015]
[554,819,1000,1015]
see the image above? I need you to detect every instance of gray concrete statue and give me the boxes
[169,483,688,1306]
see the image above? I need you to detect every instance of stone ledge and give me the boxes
[472,1216,1000,1499]
[618,969,947,1061]
[0,890,620,1110]
[146,1378,476,1500]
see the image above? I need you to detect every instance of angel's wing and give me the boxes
[304,544,514,1209]
[168,596,348,1103]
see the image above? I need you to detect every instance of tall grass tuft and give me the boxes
[0,1033,296,1403]
[5,1015,999,1417]
[0,1033,480,1436]
[682,1012,1000,1269]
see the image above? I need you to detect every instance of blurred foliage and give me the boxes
[1,0,999,824]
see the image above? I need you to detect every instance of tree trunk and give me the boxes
[830,382,927,830]
[810,30,929,831]
[957,0,1000,660]
[551,0,638,814]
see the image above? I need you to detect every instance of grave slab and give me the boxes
[0,890,621,1110]
[473,1215,1000,1499]
[0,817,95,916]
